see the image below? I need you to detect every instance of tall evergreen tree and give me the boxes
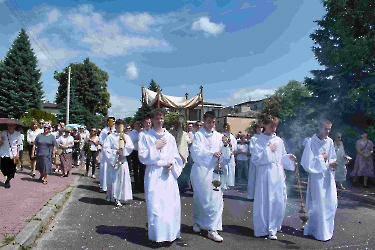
[0,28,43,118]
[133,79,160,121]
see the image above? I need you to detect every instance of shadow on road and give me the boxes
[79,196,109,206]
[223,195,250,202]
[96,225,183,249]
[222,224,254,236]
[76,184,103,193]
[20,177,42,183]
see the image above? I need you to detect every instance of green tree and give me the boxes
[164,112,185,130]
[54,58,111,126]
[20,108,57,127]
[0,28,43,118]
[305,0,375,124]
[133,79,161,121]
[124,117,134,125]
[59,87,86,125]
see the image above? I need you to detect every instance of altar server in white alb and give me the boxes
[138,108,183,244]
[103,119,134,208]
[222,123,237,189]
[99,117,115,193]
[247,123,263,200]
[301,119,338,241]
[190,111,231,242]
[252,115,296,240]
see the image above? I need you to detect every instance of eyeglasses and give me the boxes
[196,125,202,127]
[91,130,96,132]
[126,127,131,130]
[39,122,45,125]
[44,127,51,129]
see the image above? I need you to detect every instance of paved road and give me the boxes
[32,173,375,250]
[0,164,81,242]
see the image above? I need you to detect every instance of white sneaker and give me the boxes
[115,200,123,208]
[268,234,277,240]
[193,223,201,233]
[208,231,223,242]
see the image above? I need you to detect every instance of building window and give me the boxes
[197,109,201,120]
[214,109,219,117]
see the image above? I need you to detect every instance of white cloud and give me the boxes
[192,17,225,36]
[32,39,80,72]
[108,92,141,118]
[68,11,170,57]
[48,9,60,23]
[120,13,155,31]
[126,62,139,80]
[82,33,169,57]
[24,23,46,40]
[208,88,276,107]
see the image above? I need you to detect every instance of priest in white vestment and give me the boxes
[222,123,237,189]
[138,108,183,243]
[247,123,263,200]
[252,116,296,240]
[190,111,231,242]
[301,120,338,241]
[103,119,134,208]
[99,117,115,192]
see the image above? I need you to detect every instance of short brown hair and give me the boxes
[151,108,166,118]
[262,115,280,126]
[203,111,216,120]
[319,119,332,127]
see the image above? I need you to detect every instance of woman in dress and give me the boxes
[334,133,348,189]
[351,130,374,188]
[27,120,42,177]
[32,123,58,185]
[57,128,74,178]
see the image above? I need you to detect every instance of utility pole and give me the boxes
[66,67,71,125]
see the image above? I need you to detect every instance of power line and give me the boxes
[4,0,64,72]
[6,0,64,71]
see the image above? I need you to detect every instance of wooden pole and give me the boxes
[157,85,160,108]
[185,93,189,131]
[141,84,144,104]
[200,86,204,120]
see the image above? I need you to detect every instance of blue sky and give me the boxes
[0,0,326,118]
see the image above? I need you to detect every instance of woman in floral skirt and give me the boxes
[350,130,374,188]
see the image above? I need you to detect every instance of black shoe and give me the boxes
[363,185,371,188]
[4,182,10,188]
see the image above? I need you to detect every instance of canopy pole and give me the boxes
[200,86,204,120]
[157,85,161,108]
[141,84,145,104]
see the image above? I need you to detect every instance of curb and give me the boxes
[1,173,82,249]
